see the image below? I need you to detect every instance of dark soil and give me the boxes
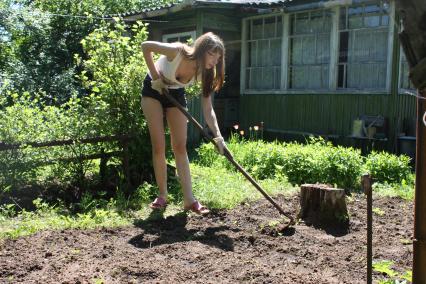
[0,194,414,283]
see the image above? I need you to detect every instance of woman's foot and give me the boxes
[149,196,167,210]
[184,200,210,215]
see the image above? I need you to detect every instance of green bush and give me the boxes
[365,151,412,184]
[279,139,363,189]
[195,137,415,191]
[0,91,112,189]
[0,19,152,195]
[322,145,364,189]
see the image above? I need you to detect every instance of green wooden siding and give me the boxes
[239,93,416,148]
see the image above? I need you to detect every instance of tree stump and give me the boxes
[299,184,349,226]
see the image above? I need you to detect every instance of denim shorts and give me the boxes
[141,74,187,109]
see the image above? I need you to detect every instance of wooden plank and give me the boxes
[196,10,204,37]
[0,135,129,151]
[150,17,197,31]
[240,18,248,94]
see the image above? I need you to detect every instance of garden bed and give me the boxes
[0,194,413,283]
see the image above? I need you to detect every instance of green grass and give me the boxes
[0,164,297,240]
[0,206,131,239]
[372,181,414,201]
[191,164,297,209]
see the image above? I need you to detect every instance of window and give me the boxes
[162,31,196,43]
[245,15,282,90]
[288,10,332,89]
[338,1,390,89]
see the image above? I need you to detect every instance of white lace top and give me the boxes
[148,51,197,89]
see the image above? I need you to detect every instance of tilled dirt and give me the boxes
[0,194,414,283]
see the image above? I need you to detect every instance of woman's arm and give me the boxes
[141,41,182,80]
[201,94,222,138]
[201,94,227,155]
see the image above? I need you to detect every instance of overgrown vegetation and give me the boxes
[196,135,414,195]
[0,18,153,200]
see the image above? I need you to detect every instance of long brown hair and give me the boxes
[180,32,225,97]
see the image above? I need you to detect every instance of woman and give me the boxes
[141,32,227,215]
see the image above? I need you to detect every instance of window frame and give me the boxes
[162,31,196,43]
[240,0,395,95]
[336,1,394,92]
[243,13,284,91]
[287,9,333,90]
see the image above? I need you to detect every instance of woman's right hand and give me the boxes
[152,72,174,95]
[151,78,168,95]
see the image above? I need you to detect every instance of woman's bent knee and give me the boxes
[152,144,165,156]
[172,143,187,156]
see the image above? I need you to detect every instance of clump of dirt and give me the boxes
[0,194,413,283]
[258,217,294,237]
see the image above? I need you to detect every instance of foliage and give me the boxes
[1,18,153,195]
[196,136,364,190]
[76,18,153,189]
[373,260,412,284]
[0,91,112,189]
[1,2,86,101]
[280,138,363,189]
[0,0,180,102]
[76,18,147,135]
[185,80,202,100]
[365,151,412,184]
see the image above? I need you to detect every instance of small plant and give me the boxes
[373,261,398,278]
[0,204,16,219]
[92,277,106,284]
[373,207,385,216]
[373,260,412,283]
[268,220,280,228]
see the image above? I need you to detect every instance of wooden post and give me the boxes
[121,137,131,194]
[362,174,373,284]
[395,2,426,282]
[99,147,107,187]
[413,88,426,284]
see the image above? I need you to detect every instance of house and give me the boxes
[120,0,417,157]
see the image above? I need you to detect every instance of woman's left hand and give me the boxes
[212,136,227,155]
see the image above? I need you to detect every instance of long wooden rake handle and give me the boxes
[163,91,294,225]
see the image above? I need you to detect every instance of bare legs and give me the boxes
[166,107,196,207]
[141,97,195,207]
[141,97,167,200]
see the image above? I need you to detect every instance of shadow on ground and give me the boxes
[129,210,239,251]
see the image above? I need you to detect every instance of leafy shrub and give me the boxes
[365,151,412,184]
[199,137,412,190]
[0,91,112,190]
[77,19,153,190]
[0,19,152,195]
